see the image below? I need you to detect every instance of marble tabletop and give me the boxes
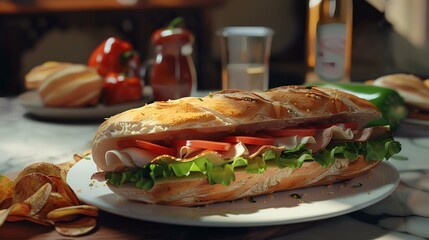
[0,97,99,174]
[1,95,429,239]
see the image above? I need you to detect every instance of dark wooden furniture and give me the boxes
[0,0,225,96]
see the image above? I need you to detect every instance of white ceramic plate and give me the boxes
[67,158,399,227]
[17,87,153,120]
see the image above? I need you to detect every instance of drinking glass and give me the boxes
[218,27,274,91]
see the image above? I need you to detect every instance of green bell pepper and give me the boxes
[307,82,408,130]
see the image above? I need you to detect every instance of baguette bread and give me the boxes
[93,86,380,169]
[38,64,102,107]
[91,86,392,206]
[25,61,72,90]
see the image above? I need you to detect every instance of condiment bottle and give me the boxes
[149,19,196,101]
[306,0,353,83]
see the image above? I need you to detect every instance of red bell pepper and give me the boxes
[102,72,143,105]
[88,37,140,77]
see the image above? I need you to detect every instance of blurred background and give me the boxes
[0,0,427,96]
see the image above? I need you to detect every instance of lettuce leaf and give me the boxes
[364,137,402,161]
[207,162,235,185]
[314,142,361,167]
[246,156,267,173]
[105,133,402,190]
[277,144,313,169]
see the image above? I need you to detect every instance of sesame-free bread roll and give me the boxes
[25,61,72,90]
[88,86,400,206]
[373,73,429,111]
[92,86,380,171]
[38,64,102,108]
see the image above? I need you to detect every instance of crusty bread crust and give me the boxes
[25,61,72,90]
[374,73,429,111]
[106,156,379,206]
[91,86,383,206]
[38,64,102,108]
[92,86,380,171]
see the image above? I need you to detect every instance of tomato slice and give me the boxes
[172,140,231,151]
[118,139,177,156]
[264,127,317,137]
[222,135,275,146]
[315,122,359,130]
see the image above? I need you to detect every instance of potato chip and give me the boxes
[47,205,98,221]
[35,192,74,220]
[0,209,8,226]
[24,183,52,216]
[6,192,73,226]
[0,202,31,226]
[0,198,12,210]
[13,162,62,186]
[9,202,31,216]
[0,175,13,205]
[60,164,72,182]
[73,150,91,162]
[73,153,85,162]
[48,214,78,223]
[12,173,55,203]
[6,215,54,226]
[62,185,80,206]
[58,159,81,182]
[55,216,97,237]
[3,160,98,236]
[48,176,80,205]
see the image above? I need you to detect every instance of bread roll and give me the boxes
[25,61,72,90]
[373,73,429,111]
[38,64,102,107]
[91,86,392,206]
[93,86,380,170]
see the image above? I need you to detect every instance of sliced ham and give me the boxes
[105,147,158,169]
[307,126,354,153]
[360,126,389,140]
[91,171,106,181]
[352,127,374,142]
[275,135,316,149]
[102,126,388,169]
[307,126,389,153]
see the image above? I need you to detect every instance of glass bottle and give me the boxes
[306,0,353,83]
[149,28,196,101]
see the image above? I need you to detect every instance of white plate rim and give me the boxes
[67,158,399,227]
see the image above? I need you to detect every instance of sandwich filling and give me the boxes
[95,123,401,190]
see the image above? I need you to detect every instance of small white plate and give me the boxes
[67,158,399,227]
[17,87,153,121]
